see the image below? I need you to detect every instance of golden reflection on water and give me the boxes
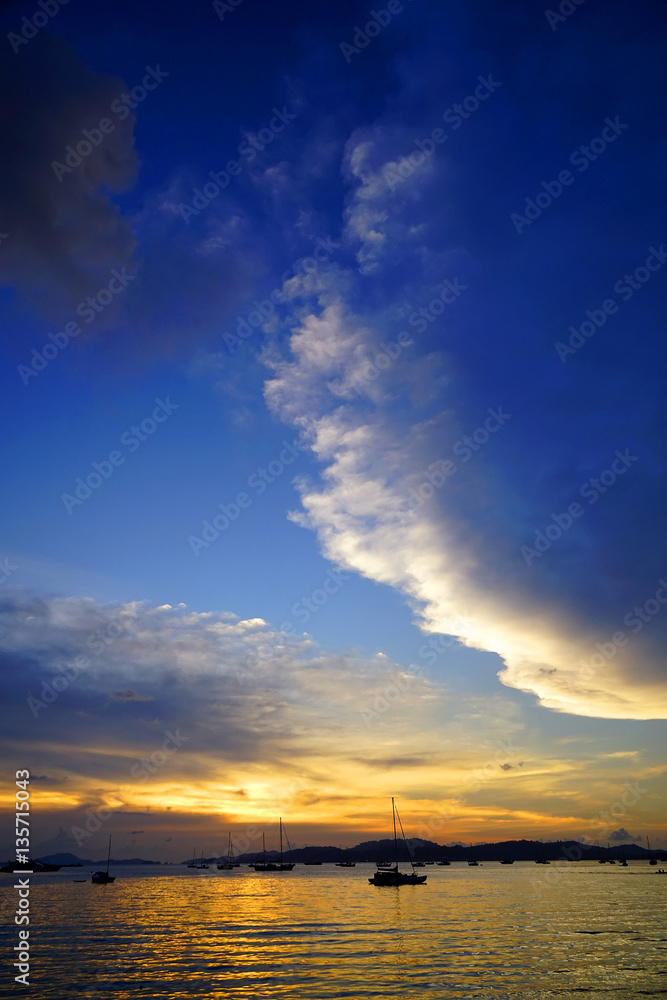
[1,863,665,999]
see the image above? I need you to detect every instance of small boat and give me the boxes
[413,861,426,867]
[619,844,628,867]
[303,861,322,865]
[436,859,451,866]
[647,836,657,865]
[91,836,115,884]
[187,849,197,869]
[252,820,295,872]
[73,879,87,883]
[500,859,514,865]
[335,845,356,867]
[535,844,550,864]
[369,799,427,886]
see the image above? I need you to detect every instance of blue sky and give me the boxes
[1,0,666,861]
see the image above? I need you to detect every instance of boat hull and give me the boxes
[369,868,427,885]
[369,873,427,885]
[91,872,115,884]
[251,863,295,871]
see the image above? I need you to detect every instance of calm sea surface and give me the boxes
[1,862,665,999]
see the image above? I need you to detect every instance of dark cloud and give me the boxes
[609,828,641,841]
[0,35,138,325]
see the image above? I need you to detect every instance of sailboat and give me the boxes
[252,819,295,871]
[607,842,615,864]
[217,833,235,870]
[467,844,479,866]
[187,848,197,869]
[335,845,355,867]
[647,836,657,865]
[91,835,115,884]
[197,851,209,869]
[619,843,627,867]
[369,798,427,886]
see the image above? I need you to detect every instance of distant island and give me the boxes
[210,838,664,865]
[5,839,659,869]
[28,852,163,866]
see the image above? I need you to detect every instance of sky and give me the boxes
[1,0,666,863]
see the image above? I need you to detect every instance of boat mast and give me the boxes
[280,818,283,865]
[106,835,111,876]
[262,833,266,864]
[395,802,416,873]
[392,797,397,867]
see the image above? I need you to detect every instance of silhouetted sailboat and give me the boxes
[252,819,295,871]
[335,845,355,867]
[647,836,657,865]
[217,833,235,870]
[91,835,115,884]
[369,798,427,886]
[468,844,479,866]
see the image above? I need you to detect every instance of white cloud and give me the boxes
[263,273,667,721]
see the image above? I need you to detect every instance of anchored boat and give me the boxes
[369,799,427,886]
[91,836,115,884]
[252,819,295,871]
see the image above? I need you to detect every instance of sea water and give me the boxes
[0,861,664,998]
